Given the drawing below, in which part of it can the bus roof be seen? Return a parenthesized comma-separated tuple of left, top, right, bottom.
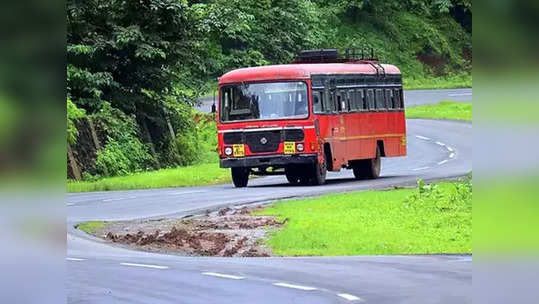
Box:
(219, 63, 401, 84)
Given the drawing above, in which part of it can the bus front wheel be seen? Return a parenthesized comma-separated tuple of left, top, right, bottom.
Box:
(352, 148, 381, 180)
(231, 167, 249, 187)
(310, 155, 327, 185)
(285, 166, 301, 185)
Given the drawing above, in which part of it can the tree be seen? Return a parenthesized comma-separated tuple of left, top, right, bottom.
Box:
(67, 0, 204, 123)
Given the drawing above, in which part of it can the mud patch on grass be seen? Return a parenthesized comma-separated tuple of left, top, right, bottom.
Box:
(83, 206, 284, 257)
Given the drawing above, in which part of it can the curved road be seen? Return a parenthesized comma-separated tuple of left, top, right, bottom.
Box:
(68, 89, 472, 304)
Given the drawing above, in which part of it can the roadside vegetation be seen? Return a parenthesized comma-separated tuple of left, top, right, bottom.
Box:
(255, 178, 472, 256)
(404, 74, 472, 90)
(406, 101, 472, 121)
(67, 163, 230, 192)
(76, 221, 106, 234)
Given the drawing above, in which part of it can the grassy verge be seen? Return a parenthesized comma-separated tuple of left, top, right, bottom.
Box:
(77, 221, 106, 234)
(255, 179, 472, 256)
(406, 100, 472, 121)
(67, 163, 230, 192)
(403, 74, 472, 90)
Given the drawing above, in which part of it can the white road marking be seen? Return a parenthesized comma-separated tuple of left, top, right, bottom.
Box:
(273, 282, 317, 291)
(201, 272, 245, 280)
(120, 263, 169, 270)
(435, 141, 445, 146)
(168, 190, 206, 195)
(438, 160, 449, 165)
(102, 198, 126, 202)
(338, 293, 362, 301)
(448, 93, 472, 97)
(66, 203, 75, 206)
(412, 167, 430, 171)
(66, 258, 85, 261)
(446, 146, 454, 152)
(449, 153, 456, 158)
(415, 135, 431, 140)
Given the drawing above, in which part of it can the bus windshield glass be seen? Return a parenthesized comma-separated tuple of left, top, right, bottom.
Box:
(220, 81, 308, 122)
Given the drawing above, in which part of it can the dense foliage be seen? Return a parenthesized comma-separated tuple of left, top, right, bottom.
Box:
(67, 0, 471, 179)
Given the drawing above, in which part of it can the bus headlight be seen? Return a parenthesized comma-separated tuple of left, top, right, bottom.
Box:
(296, 143, 304, 152)
(224, 146, 233, 156)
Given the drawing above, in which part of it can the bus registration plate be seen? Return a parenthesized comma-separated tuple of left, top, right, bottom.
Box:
(233, 144, 245, 157)
(284, 142, 296, 154)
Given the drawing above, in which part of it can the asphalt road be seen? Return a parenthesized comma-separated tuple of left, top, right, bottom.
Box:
(68, 89, 472, 304)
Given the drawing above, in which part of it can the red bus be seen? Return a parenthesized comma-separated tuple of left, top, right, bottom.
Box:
(216, 50, 406, 187)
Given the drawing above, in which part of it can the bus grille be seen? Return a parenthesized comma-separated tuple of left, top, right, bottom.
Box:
(245, 131, 281, 153)
(222, 129, 305, 153)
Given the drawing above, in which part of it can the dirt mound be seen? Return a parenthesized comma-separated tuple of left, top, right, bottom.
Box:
(101, 206, 282, 257)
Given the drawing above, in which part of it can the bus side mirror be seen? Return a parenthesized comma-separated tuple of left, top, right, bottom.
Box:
(211, 90, 217, 113)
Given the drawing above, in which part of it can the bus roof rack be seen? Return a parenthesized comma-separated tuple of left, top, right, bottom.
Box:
(293, 48, 385, 77)
(293, 48, 380, 64)
(296, 49, 339, 63)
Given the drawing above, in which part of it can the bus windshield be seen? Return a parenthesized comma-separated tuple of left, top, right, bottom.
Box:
(220, 81, 308, 122)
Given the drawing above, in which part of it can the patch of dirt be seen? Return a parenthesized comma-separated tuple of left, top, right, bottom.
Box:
(93, 205, 285, 257)
(416, 47, 450, 76)
(462, 47, 472, 64)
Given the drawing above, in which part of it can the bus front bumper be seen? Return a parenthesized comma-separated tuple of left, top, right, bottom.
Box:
(220, 154, 317, 168)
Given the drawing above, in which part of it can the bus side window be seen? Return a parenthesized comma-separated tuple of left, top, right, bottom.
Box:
(336, 92, 342, 112)
(394, 88, 402, 109)
(367, 89, 375, 111)
(360, 89, 366, 110)
(313, 91, 324, 113)
(385, 89, 393, 109)
(350, 90, 358, 111)
(375, 89, 385, 110)
(326, 90, 336, 113)
(356, 89, 362, 111)
(345, 90, 352, 112)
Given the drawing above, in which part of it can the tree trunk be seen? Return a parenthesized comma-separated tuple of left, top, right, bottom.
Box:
(141, 117, 160, 169)
(88, 118, 108, 176)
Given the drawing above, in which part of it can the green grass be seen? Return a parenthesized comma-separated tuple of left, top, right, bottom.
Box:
(77, 221, 106, 234)
(255, 180, 472, 256)
(403, 74, 472, 90)
(406, 101, 472, 121)
(67, 163, 230, 192)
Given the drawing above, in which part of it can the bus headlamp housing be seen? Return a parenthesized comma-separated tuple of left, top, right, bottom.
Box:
(224, 146, 233, 156)
(296, 143, 304, 152)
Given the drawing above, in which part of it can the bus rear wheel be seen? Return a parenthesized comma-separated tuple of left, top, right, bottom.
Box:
(231, 167, 250, 187)
(352, 147, 381, 180)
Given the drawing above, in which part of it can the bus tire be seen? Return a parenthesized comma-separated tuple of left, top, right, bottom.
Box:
(310, 155, 327, 185)
(285, 166, 301, 185)
(353, 148, 381, 180)
(231, 167, 249, 187)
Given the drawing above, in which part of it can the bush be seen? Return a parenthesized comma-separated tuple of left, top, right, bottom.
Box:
(95, 137, 153, 176)
(67, 98, 85, 144)
(405, 176, 472, 214)
(172, 112, 218, 166)
(92, 102, 154, 176)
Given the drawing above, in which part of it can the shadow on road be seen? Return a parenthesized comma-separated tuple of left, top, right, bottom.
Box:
(246, 175, 402, 189)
